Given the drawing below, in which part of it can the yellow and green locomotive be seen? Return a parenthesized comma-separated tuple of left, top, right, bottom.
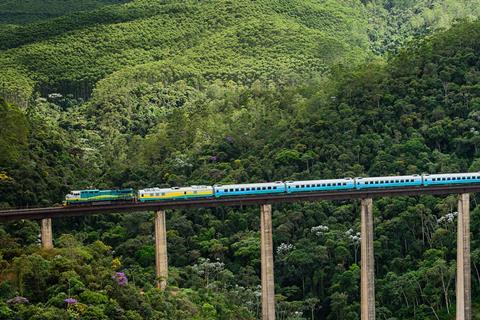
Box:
(64, 189, 135, 205)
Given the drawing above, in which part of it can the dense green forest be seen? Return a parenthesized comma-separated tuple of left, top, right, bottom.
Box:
(2, 0, 480, 319)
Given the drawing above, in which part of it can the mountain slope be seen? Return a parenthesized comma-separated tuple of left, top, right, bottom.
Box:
(0, 0, 370, 105)
(0, 0, 127, 24)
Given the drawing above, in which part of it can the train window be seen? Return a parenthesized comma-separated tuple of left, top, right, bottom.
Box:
(295, 186, 299, 188)
(235, 188, 239, 191)
(230, 189, 234, 192)
(322, 184, 326, 187)
(301, 185, 305, 188)
(327, 183, 331, 186)
(184, 192, 187, 195)
(224, 190, 228, 193)
(268, 186, 272, 190)
(273, 187, 277, 190)
(262, 187, 266, 190)
(462, 177, 466, 180)
(240, 188, 245, 191)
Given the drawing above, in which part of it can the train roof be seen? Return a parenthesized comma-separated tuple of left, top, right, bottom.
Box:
(424, 172, 480, 177)
(72, 188, 133, 193)
(139, 186, 212, 193)
(214, 181, 284, 188)
(356, 175, 420, 181)
(285, 178, 353, 184)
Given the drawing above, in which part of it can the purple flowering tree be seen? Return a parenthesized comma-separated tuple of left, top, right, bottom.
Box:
(64, 297, 77, 305)
(112, 272, 128, 286)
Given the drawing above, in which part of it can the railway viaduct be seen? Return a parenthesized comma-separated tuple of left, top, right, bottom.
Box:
(1, 185, 479, 320)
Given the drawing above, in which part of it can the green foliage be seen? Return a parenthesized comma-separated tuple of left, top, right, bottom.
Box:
(0, 0, 370, 102)
(0, 97, 28, 166)
(0, 0, 127, 24)
(367, 0, 480, 54)
(3, 1, 480, 319)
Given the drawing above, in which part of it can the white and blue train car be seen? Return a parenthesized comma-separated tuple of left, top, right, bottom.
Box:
(214, 181, 286, 197)
(285, 178, 354, 193)
(355, 175, 422, 189)
(423, 172, 480, 186)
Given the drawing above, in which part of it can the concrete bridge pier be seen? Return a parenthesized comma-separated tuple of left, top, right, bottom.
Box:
(361, 198, 375, 320)
(40, 218, 53, 249)
(456, 193, 471, 320)
(261, 204, 275, 320)
(155, 210, 168, 290)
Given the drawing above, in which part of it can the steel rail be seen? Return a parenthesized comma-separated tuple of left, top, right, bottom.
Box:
(1, 185, 480, 222)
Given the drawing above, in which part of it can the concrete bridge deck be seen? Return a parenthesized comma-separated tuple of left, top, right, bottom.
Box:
(1, 184, 480, 222)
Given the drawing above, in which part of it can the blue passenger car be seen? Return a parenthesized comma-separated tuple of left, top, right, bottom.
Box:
(285, 178, 354, 193)
(355, 175, 422, 189)
(214, 182, 285, 197)
(423, 173, 480, 186)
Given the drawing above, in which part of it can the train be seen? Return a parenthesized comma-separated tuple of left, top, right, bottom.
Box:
(63, 172, 480, 205)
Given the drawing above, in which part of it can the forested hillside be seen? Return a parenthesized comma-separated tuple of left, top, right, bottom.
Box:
(0, 0, 127, 24)
(2, 0, 480, 319)
(0, 0, 369, 107)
